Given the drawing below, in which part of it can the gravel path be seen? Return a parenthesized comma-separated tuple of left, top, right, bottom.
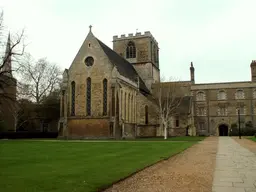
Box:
(104, 137, 218, 192)
(233, 137, 256, 153)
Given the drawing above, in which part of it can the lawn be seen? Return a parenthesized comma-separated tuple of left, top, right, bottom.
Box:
(250, 137, 256, 142)
(0, 139, 199, 192)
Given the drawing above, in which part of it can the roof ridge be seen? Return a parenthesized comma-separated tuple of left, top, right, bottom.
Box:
(96, 38, 150, 94)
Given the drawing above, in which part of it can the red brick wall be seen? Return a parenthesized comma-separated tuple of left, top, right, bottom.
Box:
(67, 118, 110, 138)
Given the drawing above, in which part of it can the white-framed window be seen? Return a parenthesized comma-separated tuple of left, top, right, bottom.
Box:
(235, 89, 245, 99)
(196, 91, 205, 101)
(217, 90, 226, 100)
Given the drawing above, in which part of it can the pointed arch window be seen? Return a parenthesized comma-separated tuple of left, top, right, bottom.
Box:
(86, 77, 91, 116)
(128, 93, 130, 121)
(71, 81, 75, 116)
(145, 105, 148, 124)
(126, 41, 136, 58)
(103, 79, 108, 116)
(124, 92, 127, 121)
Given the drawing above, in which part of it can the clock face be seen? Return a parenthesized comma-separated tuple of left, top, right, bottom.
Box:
(85, 56, 94, 66)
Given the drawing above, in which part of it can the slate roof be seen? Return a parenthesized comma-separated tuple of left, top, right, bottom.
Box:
(96, 38, 150, 94)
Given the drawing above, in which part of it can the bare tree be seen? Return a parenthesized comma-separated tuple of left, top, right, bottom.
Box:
(19, 55, 62, 104)
(152, 77, 189, 139)
(0, 11, 26, 77)
(0, 10, 26, 131)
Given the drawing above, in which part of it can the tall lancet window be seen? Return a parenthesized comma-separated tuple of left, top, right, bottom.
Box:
(103, 79, 108, 116)
(86, 77, 91, 116)
(71, 81, 75, 116)
(126, 41, 136, 58)
(145, 105, 149, 124)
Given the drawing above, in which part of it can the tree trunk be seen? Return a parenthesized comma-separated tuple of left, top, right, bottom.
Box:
(164, 123, 168, 140)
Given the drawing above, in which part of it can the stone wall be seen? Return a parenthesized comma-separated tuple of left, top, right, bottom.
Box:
(136, 92, 158, 125)
(169, 128, 187, 136)
(192, 81, 256, 136)
(136, 125, 157, 137)
(66, 32, 115, 117)
(123, 123, 136, 138)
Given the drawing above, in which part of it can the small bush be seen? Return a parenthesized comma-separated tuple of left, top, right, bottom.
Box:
(241, 127, 256, 136)
(0, 132, 58, 139)
(229, 127, 239, 136)
(229, 127, 256, 136)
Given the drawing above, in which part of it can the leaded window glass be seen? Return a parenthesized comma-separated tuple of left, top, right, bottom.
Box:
(86, 77, 91, 116)
(145, 105, 148, 124)
(103, 79, 108, 115)
(71, 81, 75, 116)
(126, 41, 136, 58)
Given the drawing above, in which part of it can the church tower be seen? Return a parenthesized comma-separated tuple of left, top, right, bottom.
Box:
(1, 33, 12, 77)
(112, 31, 160, 91)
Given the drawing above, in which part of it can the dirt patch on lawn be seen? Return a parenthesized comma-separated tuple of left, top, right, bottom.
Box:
(103, 137, 218, 192)
(233, 137, 256, 153)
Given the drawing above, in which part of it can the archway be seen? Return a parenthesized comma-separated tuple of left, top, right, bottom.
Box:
(218, 124, 228, 136)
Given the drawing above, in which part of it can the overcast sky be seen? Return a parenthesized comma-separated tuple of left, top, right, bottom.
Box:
(1, 0, 256, 83)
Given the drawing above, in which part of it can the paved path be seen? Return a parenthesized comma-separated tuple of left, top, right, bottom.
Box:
(212, 137, 256, 192)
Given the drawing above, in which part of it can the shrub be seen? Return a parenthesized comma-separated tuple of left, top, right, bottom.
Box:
(241, 127, 256, 136)
(229, 127, 239, 136)
(229, 126, 256, 136)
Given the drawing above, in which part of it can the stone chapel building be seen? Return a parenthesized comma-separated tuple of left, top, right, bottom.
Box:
(58, 27, 256, 138)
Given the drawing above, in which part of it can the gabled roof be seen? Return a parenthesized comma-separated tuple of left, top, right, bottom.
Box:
(96, 38, 150, 94)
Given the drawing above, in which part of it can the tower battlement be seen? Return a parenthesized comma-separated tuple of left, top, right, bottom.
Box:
(113, 31, 158, 45)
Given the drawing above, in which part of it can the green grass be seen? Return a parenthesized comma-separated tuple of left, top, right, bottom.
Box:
(249, 137, 256, 142)
(0, 140, 198, 192)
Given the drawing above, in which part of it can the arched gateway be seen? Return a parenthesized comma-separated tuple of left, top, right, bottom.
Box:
(218, 124, 228, 136)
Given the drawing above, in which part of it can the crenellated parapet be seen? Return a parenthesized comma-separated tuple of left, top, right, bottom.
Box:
(113, 31, 158, 45)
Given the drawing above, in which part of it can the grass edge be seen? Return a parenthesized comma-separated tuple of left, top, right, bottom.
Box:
(96, 140, 201, 192)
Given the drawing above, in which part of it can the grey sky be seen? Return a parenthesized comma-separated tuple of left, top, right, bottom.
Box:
(1, 0, 256, 83)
